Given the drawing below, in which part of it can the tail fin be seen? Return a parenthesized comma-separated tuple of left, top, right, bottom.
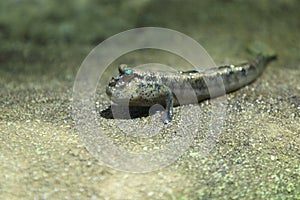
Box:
(255, 53, 277, 66)
(247, 42, 277, 65)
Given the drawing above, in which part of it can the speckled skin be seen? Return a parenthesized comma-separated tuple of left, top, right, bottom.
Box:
(106, 54, 276, 123)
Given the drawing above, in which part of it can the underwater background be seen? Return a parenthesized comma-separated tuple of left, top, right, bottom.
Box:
(0, 0, 299, 199)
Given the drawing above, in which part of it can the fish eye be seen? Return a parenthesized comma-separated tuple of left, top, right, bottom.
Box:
(124, 69, 133, 75)
(118, 64, 133, 75)
(118, 64, 127, 74)
(118, 64, 134, 76)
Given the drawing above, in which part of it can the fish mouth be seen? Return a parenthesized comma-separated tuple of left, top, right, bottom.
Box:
(106, 75, 122, 97)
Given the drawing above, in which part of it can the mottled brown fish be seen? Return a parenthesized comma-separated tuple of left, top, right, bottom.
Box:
(106, 54, 276, 123)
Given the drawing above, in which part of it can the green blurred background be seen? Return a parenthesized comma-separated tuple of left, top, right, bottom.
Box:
(1, 0, 299, 77)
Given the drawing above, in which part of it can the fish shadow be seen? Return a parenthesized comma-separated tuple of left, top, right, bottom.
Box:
(100, 105, 154, 119)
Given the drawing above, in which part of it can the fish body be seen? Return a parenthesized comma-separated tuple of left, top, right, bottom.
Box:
(106, 54, 276, 123)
